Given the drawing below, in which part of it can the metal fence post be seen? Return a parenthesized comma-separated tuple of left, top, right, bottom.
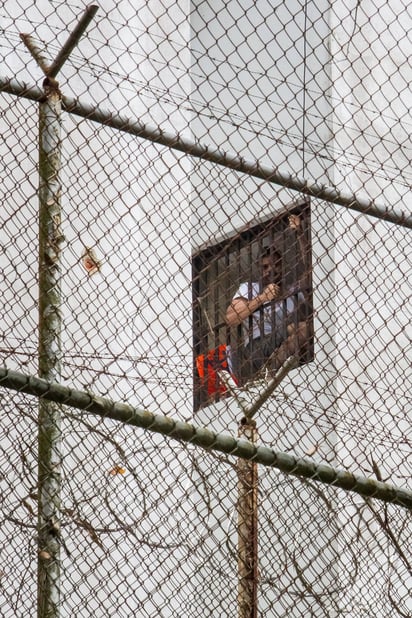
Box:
(237, 417, 258, 618)
(19, 8, 98, 616)
(37, 74, 63, 618)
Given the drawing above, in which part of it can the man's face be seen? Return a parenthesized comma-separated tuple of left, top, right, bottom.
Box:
(261, 256, 282, 286)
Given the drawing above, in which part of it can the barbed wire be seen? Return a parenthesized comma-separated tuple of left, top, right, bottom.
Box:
(2, 27, 412, 190)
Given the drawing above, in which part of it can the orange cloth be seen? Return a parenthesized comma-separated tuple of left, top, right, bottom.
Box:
(196, 344, 237, 396)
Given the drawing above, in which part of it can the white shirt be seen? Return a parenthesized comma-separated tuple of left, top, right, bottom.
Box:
(233, 282, 303, 346)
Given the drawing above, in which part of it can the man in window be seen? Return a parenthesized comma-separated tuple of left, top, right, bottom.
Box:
(225, 215, 310, 377)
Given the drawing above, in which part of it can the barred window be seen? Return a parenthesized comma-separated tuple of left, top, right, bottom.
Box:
(193, 199, 313, 409)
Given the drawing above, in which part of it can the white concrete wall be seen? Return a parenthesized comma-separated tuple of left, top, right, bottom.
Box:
(187, 3, 342, 615)
(188, 1, 411, 616)
(329, 2, 412, 613)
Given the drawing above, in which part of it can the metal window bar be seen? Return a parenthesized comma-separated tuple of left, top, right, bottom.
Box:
(194, 202, 314, 402)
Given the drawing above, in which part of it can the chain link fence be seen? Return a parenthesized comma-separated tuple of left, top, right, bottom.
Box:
(0, 1, 411, 616)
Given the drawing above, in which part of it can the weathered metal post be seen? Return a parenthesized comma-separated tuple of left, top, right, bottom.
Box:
(237, 417, 258, 618)
(20, 8, 98, 616)
(37, 73, 64, 618)
(234, 357, 298, 618)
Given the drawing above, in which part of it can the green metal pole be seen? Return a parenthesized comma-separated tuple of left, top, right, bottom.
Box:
(37, 75, 63, 618)
(0, 367, 411, 509)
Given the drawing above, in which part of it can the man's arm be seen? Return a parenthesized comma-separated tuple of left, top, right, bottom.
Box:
(225, 283, 280, 327)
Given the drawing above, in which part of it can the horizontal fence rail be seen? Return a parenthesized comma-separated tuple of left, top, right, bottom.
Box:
(1, 76, 411, 229)
(1, 367, 411, 510)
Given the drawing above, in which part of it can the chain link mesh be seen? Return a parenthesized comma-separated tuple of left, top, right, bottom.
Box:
(1, 1, 411, 616)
